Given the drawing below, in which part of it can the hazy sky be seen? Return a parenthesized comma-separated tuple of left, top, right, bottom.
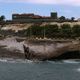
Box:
(0, 0, 80, 19)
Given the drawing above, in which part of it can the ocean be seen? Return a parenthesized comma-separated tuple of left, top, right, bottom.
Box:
(0, 59, 80, 80)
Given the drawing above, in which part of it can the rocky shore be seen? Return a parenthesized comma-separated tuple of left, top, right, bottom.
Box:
(0, 46, 24, 59)
(0, 37, 79, 60)
(0, 37, 25, 59)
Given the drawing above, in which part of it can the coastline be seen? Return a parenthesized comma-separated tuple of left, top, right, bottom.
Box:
(0, 37, 79, 60)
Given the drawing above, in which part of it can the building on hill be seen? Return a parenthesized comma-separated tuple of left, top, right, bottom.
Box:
(5, 12, 77, 24)
(51, 12, 58, 19)
(12, 13, 42, 20)
(12, 12, 58, 23)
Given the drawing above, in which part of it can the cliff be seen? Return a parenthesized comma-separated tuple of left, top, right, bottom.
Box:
(0, 37, 79, 60)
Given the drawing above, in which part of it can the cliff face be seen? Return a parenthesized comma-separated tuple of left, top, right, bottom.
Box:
(0, 37, 79, 60)
(23, 40, 71, 60)
(0, 37, 71, 60)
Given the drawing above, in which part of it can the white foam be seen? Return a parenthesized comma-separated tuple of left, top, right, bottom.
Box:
(63, 60, 80, 64)
(76, 68, 80, 72)
(0, 59, 7, 62)
(0, 58, 29, 63)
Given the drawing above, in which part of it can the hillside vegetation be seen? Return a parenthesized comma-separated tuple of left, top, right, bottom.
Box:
(0, 23, 80, 39)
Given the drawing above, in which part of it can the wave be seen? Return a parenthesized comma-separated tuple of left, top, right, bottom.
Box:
(76, 68, 80, 72)
(45, 59, 80, 64)
(62, 60, 80, 64)
(0, 58, 80, 64)
(0, 58, 34, 63)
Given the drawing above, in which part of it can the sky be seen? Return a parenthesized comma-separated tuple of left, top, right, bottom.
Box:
(0, 0, 80, 20)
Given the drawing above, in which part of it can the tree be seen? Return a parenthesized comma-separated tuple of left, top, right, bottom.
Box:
(59, 16, 66, 20)
(60, 24, 72, 38)
(0, 15, 5, 21)
(71, 17, 75, 21)
(31, 25, 42, 38)
(45, 24, 59, 38)
(72, 25, 80, 38)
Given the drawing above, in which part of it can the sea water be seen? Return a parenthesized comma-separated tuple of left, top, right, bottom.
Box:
(0, 59, 80, 80)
